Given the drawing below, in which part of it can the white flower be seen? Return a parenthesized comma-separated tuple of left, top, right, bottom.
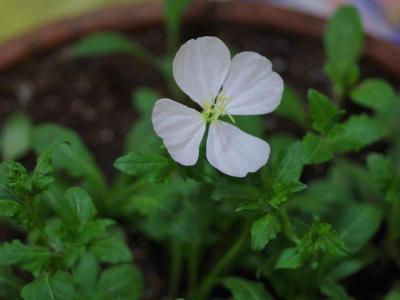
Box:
(152, 36, 284, 177)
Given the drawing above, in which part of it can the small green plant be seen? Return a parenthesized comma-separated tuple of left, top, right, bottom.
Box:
(0, 2, 400, 300)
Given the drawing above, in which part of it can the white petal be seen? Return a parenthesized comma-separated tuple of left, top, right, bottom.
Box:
(206, 121, 270, 177)
(222, 51, 284, 115)
(173, 36, 231, 108)
(152, 98, 206, 166)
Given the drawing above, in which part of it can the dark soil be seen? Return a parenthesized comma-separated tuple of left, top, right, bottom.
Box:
(0, 20, 398, 300)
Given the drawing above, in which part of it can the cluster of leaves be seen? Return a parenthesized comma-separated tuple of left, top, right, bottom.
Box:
(0, 146, 142, 299)
(1, 2, 400, 300)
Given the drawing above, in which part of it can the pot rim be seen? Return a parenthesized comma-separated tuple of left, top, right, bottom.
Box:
(0, 0, 399, 76)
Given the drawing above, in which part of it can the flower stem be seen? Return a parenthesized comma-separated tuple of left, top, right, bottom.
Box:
(168, 239, 183, 299)
(196, 222, 249, 300)
(187, 242, 201, 298)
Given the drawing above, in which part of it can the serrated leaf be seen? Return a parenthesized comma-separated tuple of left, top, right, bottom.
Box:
(331, 114, 386, 153)
(308, 89, 344, 134)
(31, 145, 56, 193)
(251, 213, 282, 251)
(21, 271, 74, 300)
(302, 133, 333, 164)
(0, 199, 21, 217)
(223, 277, 274, 300)
(90, 237, 132, 263)
(351, 79, 396, 112)
(367, 154, 400, 203)
(0, 113, 31, 161)
(275, 247, 303, 270)
(298, 221, 350, 259)
(96, 264, 143, 300)
(0, 240, 52, 269)
(114, 151, 174, 183)
(64, 187, 97, 226)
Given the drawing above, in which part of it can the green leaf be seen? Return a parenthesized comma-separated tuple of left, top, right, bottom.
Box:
(223, 277, 274, 300)
(298, 221, 350, 260)
(320, 280, 351, 300)
(302, 133, 333, 164)
(251, 213, 281, 251)
(69, 32, 160, 69)
(74, 253, 99, 292)
(272, 141, 304, 183)
(114, 151, 174, 183)
(351, 79, 396, 112)
(0, 199, 21, 217)
(3, 162, 31, 197)
(90, 237, 132, 263)
(0, 113, 31, 161)
(79, 219, 115, 242)
(328, 251, 377, 280)
(324, 5, 364, 91)
(330, 114, 386, 153)
(212, 183, 260, 202)
(31, 145, 56, 193)
(32, 124, 106, 193)
(234, 116, 264, 138)
(275, 247, 302, 269)
(385, 289, 400, 300)
(21, 271, 74, 300)
(132, 87, 160, 115)
(367, 154, 399, 202)
(97, 264, 143, 300)
(0, 240, 52, 269)
(337, 203, 382, 252)
(276, 86, 307, 127)
(64, 187, 97, 226)
(308, 89, 344, 134)
(70, 32, 136, 56)
(125, 88, 162, 153)
(367, 154, 393, 190)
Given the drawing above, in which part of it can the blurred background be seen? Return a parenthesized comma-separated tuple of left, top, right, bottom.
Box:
(0, 0, 399, 45)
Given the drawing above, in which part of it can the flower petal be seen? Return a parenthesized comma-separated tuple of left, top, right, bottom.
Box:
(152, 98, 206, 166)
(222, 51, 284, 115)
(173, 36, 231, 108)
(206, 121, 270, 177)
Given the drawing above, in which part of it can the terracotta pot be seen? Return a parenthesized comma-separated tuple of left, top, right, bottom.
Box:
(0, 1, 399, 76)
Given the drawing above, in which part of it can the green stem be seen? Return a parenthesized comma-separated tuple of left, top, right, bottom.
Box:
(187, 243, 201, 298)
(279, 209, 300, 245)
(168, 239, 183, 299)
(196, 223, 249, 300)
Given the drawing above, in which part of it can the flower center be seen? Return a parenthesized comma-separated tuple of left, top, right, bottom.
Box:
(202, 93, 235, 124)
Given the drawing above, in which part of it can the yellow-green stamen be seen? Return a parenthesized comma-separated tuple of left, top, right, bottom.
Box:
(202, 93, 235, 124)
